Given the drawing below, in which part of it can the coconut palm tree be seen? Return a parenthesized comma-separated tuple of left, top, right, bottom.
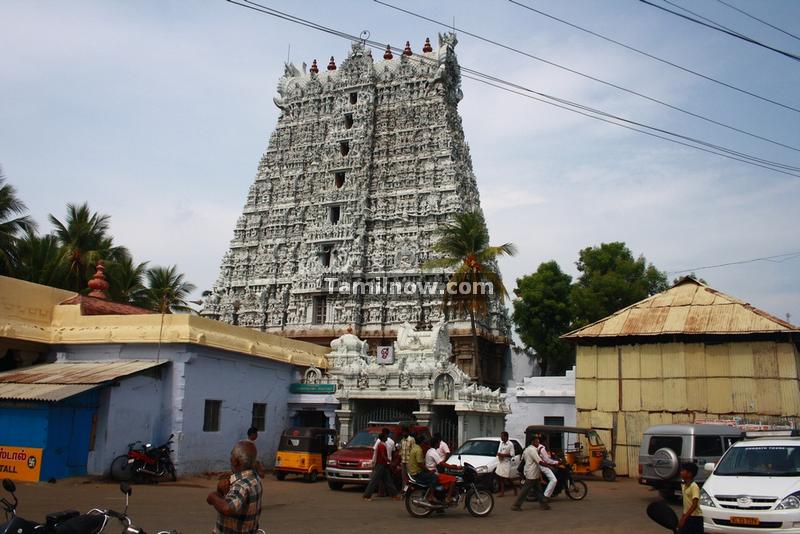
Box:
(0, 173, 37, 275)
(424, 210, 516, 382)
(145, 265, 197, 313)
(11, 231, 66, 286)
(48, 203, 128, 292)
(106, 255, 150, 307)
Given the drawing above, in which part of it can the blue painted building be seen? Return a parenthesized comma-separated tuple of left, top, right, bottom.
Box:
(0, 275, 330, 480)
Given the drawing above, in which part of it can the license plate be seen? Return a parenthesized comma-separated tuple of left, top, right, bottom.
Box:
(730, 517, 760, 526)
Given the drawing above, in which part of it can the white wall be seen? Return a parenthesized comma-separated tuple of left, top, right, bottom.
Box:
(505, 396, 576, 444)
(459, 412, 506, 442)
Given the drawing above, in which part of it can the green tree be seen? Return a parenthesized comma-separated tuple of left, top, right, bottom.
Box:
(48, 203, 128, 292)
(571, 242, 668, 328)
(425, 210, 516, 382)
(145, 265, 197, 313)
(12, 231, 66, 286)
(0, 172, 37, 275)
(512, 261, 574, 376)
(107, 256, 150, 307)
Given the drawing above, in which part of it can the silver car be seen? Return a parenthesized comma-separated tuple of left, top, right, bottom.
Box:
(638, 424, 742, 500)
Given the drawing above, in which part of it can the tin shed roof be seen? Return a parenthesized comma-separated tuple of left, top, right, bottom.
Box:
(562, 278, 799, 340)
(0, 360, 166, 401)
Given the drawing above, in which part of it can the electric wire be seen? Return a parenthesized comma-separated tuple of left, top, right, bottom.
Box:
(225, 0, 800, 178)
(375, 0, 800, 154)
(713, 0, 800, 43)
(667, 251, 800, 275)
(506, 0, 800, 114)
(639, 0, 800, 62)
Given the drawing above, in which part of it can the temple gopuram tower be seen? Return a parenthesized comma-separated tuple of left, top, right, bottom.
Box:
(203, 35, 509, 386)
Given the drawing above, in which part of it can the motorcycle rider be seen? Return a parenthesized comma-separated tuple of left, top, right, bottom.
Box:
(535, 434, 559, 501)
(426, 435, 458, 504)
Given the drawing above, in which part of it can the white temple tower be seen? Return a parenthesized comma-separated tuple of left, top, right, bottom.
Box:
(204, 35, 509, 386)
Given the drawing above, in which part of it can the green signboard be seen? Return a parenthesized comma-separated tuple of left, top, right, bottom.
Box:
(289, 383, 336, 394)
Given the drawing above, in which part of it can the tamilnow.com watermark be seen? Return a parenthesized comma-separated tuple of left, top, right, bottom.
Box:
(323, 277, 494, 297)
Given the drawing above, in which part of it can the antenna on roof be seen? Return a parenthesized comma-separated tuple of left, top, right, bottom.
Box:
(287, 43, 291, 63)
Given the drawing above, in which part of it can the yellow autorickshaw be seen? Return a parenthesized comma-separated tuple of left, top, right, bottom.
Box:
(525, 425, 617, 481)
(274, 427, 338, 482)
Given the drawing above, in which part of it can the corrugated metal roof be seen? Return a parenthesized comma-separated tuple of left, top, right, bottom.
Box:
(0, 360, 166, 401)
(563, 278, 800, 339)
(0, 383, 97, 402)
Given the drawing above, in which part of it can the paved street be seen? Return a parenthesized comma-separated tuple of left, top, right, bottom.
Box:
(7, 475, 677, 533)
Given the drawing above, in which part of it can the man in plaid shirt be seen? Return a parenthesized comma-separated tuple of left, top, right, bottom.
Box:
(207, 440, 263, 534)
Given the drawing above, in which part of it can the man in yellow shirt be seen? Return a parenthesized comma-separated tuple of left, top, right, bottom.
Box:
(679, 462, 703, 533)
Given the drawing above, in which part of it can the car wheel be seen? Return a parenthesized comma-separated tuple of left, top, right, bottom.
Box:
(490, 474, 500, 493)
(275, 471, 287, 481)
(328, 480, 344, 490)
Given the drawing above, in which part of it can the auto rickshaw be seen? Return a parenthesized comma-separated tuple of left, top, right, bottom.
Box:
(274, 427, 338, 482)
(525, 425, 617, 481)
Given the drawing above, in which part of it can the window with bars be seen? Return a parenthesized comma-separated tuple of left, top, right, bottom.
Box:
(313, 296, 327, 324)
(203, 400, 221, 432)
(252, 403, 267, 432)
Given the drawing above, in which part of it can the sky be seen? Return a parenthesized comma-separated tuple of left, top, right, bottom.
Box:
(1, 0, 799, 325)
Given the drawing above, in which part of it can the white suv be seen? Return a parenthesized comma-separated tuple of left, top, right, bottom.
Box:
(701, 437, 800, 532)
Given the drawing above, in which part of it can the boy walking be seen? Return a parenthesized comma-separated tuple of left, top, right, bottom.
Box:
(678, 462, 703, 534)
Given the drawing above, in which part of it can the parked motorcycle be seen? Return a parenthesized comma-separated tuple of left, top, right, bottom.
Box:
(111, 435, 176, 483)
(404, 462, 494, 518)
(528, 460, 588, 501)
(0, 477, 177, 534)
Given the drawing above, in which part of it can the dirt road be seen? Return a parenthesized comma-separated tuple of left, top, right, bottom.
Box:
(7, 475, 674, 533)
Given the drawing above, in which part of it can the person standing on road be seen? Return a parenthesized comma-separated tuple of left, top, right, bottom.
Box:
(398, 426, 413, 492)
(207, 440, 263, 534)
(245, 427, 265, 478)
(535, 435, 559, 501)
(678, 462, 703, 534)
(363, 433, 401, 501)
(496, 431, 517, 498)
(511, 435, 550, 512)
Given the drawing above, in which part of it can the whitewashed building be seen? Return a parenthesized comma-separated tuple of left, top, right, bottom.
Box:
(505, 367, 576, 443)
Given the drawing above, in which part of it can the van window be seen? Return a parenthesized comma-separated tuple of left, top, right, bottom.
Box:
(512, 440, 523, 456)
(694, 435, 723, 457)
(648, 436, 683, 455)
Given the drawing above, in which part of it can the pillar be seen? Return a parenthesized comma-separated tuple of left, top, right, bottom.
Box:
(414, 401, 432, 428)
(336, 400, 353, 445)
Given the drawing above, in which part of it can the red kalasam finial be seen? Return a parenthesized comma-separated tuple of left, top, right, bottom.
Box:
(383, 44, 393, 60)
(403, 41, 412, 56)
(422, 37, 433, 53)
(327, 56, 337, 70)
(346, 325, 353, 334)
(310, 59, 319, 74)
(87, 261, 110, 300)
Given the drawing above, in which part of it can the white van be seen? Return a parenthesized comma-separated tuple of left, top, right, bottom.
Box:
(701, 437, 800, 532)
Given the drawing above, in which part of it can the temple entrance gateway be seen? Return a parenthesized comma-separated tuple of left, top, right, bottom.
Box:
(325, 321, 508, 446)
(351, 400, 417, 433)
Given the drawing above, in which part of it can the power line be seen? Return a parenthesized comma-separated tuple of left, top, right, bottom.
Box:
(225, 0, 800, 177)
(374, 0, 800, 154)
(507, 0, 800, 114)
(639, 0, 800, 62)
(713, 0, 800, 43)
(667, 251, 800, 275)
(461, 73, 800, 177)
